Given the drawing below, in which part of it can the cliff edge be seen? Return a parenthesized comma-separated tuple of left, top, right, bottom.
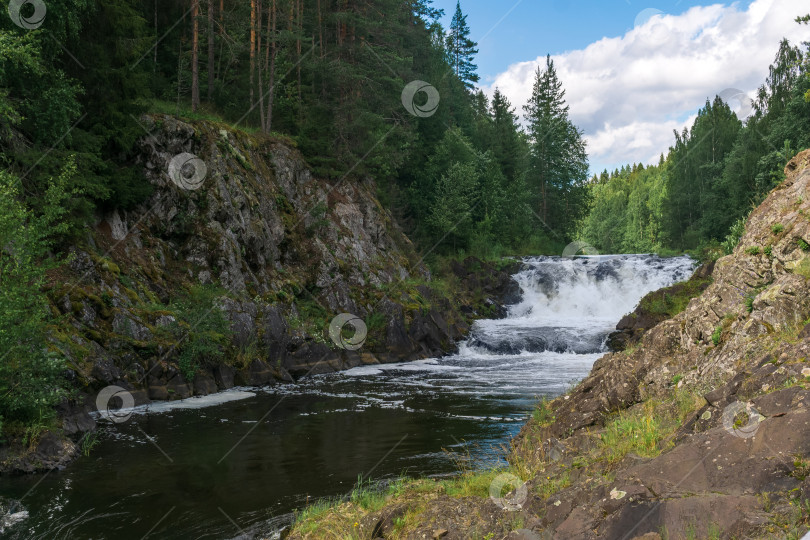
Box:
(288, 150, 810, 539)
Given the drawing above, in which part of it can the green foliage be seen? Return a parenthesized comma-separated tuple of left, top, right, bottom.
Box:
(581, 37, 810, 255)
(637, 275, 712, 319)
(599, 401, 666, 464)
(166, 286, 232, 380)
(744, 292, 757, 313)
(0, 167, 74, 437)
(446, 2, 479, 89)
(532, 397, 555, 426)
(712, 325, 723, 346)
(772, 223, 785, 234)
(722, 215, 748, 254)
(524, 55, 590, 240)
(798, 238, 810, 251)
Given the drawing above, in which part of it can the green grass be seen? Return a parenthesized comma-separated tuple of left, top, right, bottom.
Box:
(532, 397, 555, 426)
(599, 401, 667, 464)
(712, 324, 723, 346)
(772, 223, 785, 235)
(747, 246, 762, 256)
(637, 275, 712, 320)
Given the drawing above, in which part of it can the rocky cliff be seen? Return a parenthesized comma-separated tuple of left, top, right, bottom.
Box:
(288, 150, 810, 539)
(0, 114, 520, 473)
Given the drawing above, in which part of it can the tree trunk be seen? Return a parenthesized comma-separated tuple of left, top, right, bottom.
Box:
(296, 0, 302, 104)
(317, 0, 323, 57)
(250, 0, 257, 116)
(207, 0, 214, 101)
(265, 0, 277, 133)
(153, 0, 158, 70)
(191, 0, 200, 111)
(258, 0, 265, 131)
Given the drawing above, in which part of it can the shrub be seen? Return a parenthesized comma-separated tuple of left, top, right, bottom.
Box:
(168, 286, 233, 380)
(712, 325, 723, 346)
(722, 215, 747, 255)
(772, 223, 785, 235)
(0, 167, 74, 438)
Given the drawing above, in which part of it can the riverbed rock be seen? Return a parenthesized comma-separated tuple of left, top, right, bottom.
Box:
(284, 149, 810, 540)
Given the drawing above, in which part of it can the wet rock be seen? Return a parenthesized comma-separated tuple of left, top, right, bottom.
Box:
(235, 359, 275, 386)
(261, 305, 289, 363)
(148, 384, 170, 401)
(379, 299, 415, 361)
(91, 360, 124, 385)
(193, 373, 218, 396)
(213, 365, 235, 389)
(221, 298, 258, 348)
(57, 398, 97, 437)
(0, 432, 79, 474)
(0, 497, 28, 535)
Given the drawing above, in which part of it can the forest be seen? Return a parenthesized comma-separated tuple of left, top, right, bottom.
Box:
(0, 0, 808, 441)
(0, 0, 591, 437)
(580, 29, 810, 256)
(0, 0, 590, 259)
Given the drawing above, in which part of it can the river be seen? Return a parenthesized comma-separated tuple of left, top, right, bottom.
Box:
(0, 254, 695, 539)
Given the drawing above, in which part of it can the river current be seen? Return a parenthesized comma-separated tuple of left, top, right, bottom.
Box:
(0, 254, 695, 539)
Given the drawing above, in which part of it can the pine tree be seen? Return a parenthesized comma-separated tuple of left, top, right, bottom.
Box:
(490, 88, 523, 182)
(523, 55, 589, 236)
(191, 0, 200, 111)
(446, 2, 479, 89)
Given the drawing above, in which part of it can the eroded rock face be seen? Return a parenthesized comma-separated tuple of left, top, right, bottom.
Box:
(285, 151, 810, 539)
(37, 116, 522, 468)
(525, 151, 810, 538)
(552, 151, 810, 436)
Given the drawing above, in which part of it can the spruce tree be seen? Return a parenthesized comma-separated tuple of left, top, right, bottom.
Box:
(490, 88, 523, 182)
(446, 2, 479, 89)
(523, 55, 589, 237)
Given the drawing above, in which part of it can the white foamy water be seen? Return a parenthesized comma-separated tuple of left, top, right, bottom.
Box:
(267, 254, 696, 419)
(91, 388, 256, 422)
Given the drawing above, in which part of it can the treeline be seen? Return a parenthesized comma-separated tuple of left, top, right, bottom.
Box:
(0, 0, 593, 433)
(581, 30, 810, 254)
(1, 0, 590, 256)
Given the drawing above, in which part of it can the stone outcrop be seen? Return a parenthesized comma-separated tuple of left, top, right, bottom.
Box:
(287, 150, 810, 539)
(18, 115, 520, 473)
(553, 150, 810, 436)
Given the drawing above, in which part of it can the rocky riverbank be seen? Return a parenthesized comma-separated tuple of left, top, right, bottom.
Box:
(287, 150, 810, 539)
(0, 115, 521, 475)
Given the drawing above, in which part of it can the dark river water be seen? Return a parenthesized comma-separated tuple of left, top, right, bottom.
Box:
(0, 255, 695, 539)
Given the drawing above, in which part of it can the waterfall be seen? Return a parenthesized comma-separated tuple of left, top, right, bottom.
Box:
(467, 254, 695, 356)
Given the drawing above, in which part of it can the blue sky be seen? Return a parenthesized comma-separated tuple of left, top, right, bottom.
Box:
(428, 0, 807, 175)
(432, 0, 754, 84)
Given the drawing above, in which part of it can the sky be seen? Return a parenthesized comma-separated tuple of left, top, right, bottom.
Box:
(430, 0, 810, 175)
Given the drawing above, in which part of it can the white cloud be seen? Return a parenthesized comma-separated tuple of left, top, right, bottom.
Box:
(484, 0, 810, 175)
